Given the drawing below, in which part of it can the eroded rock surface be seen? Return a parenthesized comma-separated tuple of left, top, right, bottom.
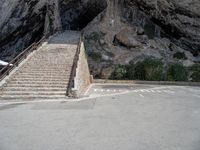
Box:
(124, 0, 200, 55)
(0, 0, 107, 62)
(84, 0, 200, 78)
(0, 0, 200, 80)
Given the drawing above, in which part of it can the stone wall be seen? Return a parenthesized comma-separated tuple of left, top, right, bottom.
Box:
(72, 42, 91, 97)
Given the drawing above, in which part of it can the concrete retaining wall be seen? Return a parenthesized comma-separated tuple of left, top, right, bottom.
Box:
(72, 42, 91, 97)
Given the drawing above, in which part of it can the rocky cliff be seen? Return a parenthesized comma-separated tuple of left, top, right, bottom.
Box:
(84, 0, 200, 78)
(0, 0, 200, 80)
(0, 0, 46, 61)
(125, 0, 200, 56)
(0, 0, 106, 62)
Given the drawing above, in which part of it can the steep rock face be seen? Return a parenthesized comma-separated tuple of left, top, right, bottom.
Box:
(0, 0, 47, 61)
(124, 0, 200, 55)
(84, 0, 200, 79)
(0, 0, 107, 62)
(1, 0, 199, 80)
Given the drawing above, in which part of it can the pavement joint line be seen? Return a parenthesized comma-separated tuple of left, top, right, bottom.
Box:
(83, 83, 94, 96)
(0, 85, 198, 106)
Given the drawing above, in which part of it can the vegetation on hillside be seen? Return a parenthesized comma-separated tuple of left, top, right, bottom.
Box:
(167, 63, 187, 81)
(109, 59, 200, 82)
(173, 52, 187, 60)
(189, 64, 200, 82)
(110, 58, 164, 81)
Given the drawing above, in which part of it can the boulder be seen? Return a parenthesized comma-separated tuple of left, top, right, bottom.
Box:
(114, 28, 142, 48)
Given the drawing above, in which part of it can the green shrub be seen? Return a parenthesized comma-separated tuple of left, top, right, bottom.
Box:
(110, 59, 164, 81)
(133, 59, 164, 81)
(88, 51, 102, 62)
(143, 59, 164, 81)
(84, 41, 92, 53)
(110, 65, 127, 80)
(173, 52, 187, 60)
(132, 62, 146, 80)
(126, 63, 137, 80)
(85, 32, 105, 42)
(190, 64, 200, 82)
(191, 71, 200, 82)
(167, 63, 188, 81)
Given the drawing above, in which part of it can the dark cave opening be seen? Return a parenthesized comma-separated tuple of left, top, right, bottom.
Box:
(60, 0, 107, 30)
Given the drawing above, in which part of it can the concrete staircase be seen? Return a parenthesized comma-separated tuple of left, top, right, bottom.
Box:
(0, 31, 80, 100)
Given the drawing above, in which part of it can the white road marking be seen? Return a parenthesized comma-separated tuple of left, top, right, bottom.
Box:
(139, 94, 144, 97)
(163, 90, 175, 93)
(156, 90, 162, 93)
(144, 90, 151, 92)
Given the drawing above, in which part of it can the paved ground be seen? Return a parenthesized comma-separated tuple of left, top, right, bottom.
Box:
(0, 84, 200, 150)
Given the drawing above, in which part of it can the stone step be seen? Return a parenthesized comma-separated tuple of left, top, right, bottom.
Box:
(22, 67, 70, 69)
(16, 71, 70, 74)
(23, 66, 71, 72)
(2, 87, 66, 92)
(0, 95, 67, 100)
(28, 59, 74, 62)
(0, 91, 66, 96)
(24, 65, 70, 68)
(4, 84, 67, 88)
(18, 68, 71, 71)
(14, 74, 69, 78)
(10, 78, 69, 82)
(12, 75, 70, 79)
(7, 80, 69, 85)
(17, 70, 71, 74)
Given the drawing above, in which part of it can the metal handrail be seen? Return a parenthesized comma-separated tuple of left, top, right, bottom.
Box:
(67, 33, 83, 96)
(0, 36, 46, 81)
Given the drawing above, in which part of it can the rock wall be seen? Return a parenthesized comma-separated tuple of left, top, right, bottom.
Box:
(124, 0, 200, 55)
(1, 0, 200, 80)
(0, 0, 107, 62)
(83, 0, 200, 79)
(0, 0, 47, 62)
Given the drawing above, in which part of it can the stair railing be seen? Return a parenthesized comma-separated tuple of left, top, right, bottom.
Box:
(0, 36, 46, 81)
(67, 33, 83, 97)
